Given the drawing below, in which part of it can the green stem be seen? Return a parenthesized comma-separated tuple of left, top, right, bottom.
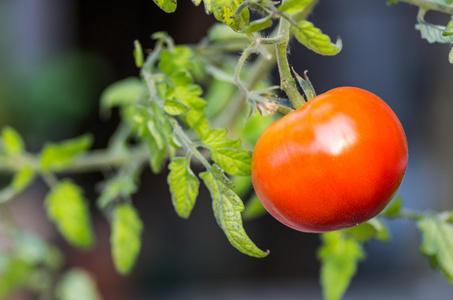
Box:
(170, 119, 212, 171)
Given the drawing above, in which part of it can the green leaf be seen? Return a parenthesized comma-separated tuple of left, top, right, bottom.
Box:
(111, 204, 143, 275)
(168, 157, 200, 219)
(343, 218, 390, 243)
(202, 128, 252, 175)
(0, 256, 32, 298)
(45, 180, 94, 249)
(199, 165, 268, 257)
(153, 0, 177, 13)
(100, 77, 147, 112)
(449, 46, 453, 64)
(381, 196, 402, 218)
(192, 0, 202, 5)
(238, 14, 273, 34)
(318, 231, 365, 300)
(11, 168, 35, 191)
(0, 168, 36, 203)
(170, 82, 210, 137)
(292, 20, 342, 56)
(164, 99, 190, 115)
(415, 22, 453, 43)
(133, 40, 144, 67)
(417, 215, 453, 282)
(40, 135, 93, 172)
(278, 0, 314, 15)
(97, 176, 137, 210)
(55, 269, 102, 300)
(1, 127, 25, 156)
(204, 0, 250, 31)
(159, 47, 194, 75)
(242, 194, 267, 221)
(444, 15, 453, 36)
(135, 102, 173, 173)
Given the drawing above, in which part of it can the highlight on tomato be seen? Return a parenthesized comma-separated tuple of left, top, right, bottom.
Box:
(251, 87, 408, 233)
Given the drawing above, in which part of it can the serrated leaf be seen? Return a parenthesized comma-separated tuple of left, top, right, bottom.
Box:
(153, 0, 177, 13)
(238, 14, 273, 34)
(204, 0, 250, 31)
(100, 77, 147, 112)
(202, 128, 252, 175)
(168, 157, 200, 218)
(381, 196, 402, 218)
(318, 231, 365, 300)
(292, 20, 342, 56)
(111, 204, 143, 275)
(1, 127, 25, 156)
(40, 135, 93, 172)
(45, 180, 94, 249)
(415, 22, 453, 43)
(133, 40, 144, 68)
(164, 99, 190, 115)
(200, 165, 268, 258)
(278, 0, 314, 15)
(55, 269, 102, 300)
(417, 216, 453, 282)
(97, 177, 137, 209)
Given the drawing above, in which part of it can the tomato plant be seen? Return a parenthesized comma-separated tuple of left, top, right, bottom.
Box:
(1, 0, 453, 300)
(252, 87, 408, 232)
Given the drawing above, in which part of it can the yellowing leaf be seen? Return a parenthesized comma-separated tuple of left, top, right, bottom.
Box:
(278, 0, 314, 15)
(168, 157, 200, 219)
(45, 181, 94, 249)
(1, 127, 25, 156)
(153, 0, 177, 13)
(111, 204, 143, 275)
(292, 20, 342, 56)
(40, 135, 93, 172)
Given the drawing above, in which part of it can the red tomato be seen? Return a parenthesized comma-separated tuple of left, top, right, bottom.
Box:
(251, 87, 408, 233)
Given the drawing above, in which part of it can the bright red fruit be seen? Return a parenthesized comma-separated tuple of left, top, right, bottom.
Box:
(251, 87, 408, 233)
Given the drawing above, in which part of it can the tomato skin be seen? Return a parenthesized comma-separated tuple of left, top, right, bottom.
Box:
(251, 87, 408, 233)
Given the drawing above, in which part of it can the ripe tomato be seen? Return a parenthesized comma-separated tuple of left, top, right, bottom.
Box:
(251, 87, 408, 233)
